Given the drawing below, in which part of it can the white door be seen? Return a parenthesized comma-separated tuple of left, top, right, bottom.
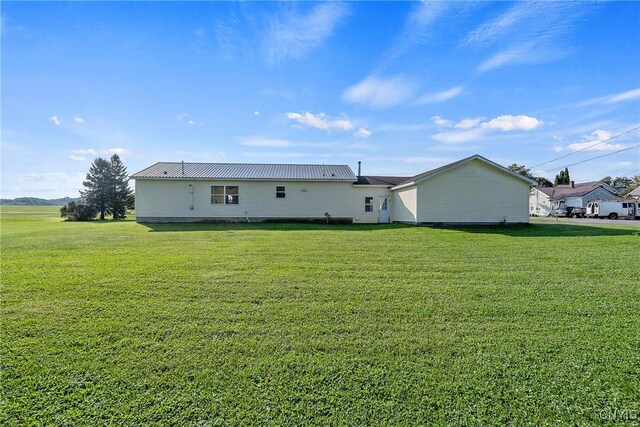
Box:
(378, 196, 390, 223)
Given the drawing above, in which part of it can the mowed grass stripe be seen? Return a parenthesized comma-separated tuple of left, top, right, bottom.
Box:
(1, 206, 639, 425)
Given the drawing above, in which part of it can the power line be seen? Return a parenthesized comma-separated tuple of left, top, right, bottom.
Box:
(542, 144, 640, 173)
(530, 126, 640, 169)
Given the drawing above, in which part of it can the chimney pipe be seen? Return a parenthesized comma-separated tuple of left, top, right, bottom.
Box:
(181, 160, 185, 176)
(570, 180, 574, 188)
(357, 161, 361, 178)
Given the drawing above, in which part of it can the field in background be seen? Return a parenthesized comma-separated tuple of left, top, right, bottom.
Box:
(2, 206, 639, 425)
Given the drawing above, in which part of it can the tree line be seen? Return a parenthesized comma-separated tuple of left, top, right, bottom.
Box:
(61, 154, 134, 221)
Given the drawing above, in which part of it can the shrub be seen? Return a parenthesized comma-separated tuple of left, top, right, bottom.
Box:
(60, 201, 98, 221)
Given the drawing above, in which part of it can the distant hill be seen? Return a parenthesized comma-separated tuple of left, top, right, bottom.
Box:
(0, 196, 80, 206)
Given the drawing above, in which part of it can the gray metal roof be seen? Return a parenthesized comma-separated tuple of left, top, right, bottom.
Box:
(131, 162, 357, 181)
(537, 181, 619, 200)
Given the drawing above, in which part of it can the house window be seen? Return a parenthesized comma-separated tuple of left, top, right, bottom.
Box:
(276, 186, 286, 198)
(364, 196, 374, 212)
(211, 185, 239, 205)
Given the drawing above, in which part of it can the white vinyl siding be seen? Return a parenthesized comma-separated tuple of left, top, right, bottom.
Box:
(529, 189, 552, 216)
(135, 180, 390, 223)
(415, 159, 530, 223)
(392, 186, 417, 223)
(351, 187, 393, 223)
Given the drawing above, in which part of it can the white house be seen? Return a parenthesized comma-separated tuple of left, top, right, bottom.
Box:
(529, 181, 620, 216)
(131, 154, 536, 225)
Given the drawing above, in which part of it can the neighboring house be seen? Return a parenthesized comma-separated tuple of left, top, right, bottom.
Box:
(628, 187, 640, 199)
(131, 154, 536, 225)
(529, 181, 620, 216)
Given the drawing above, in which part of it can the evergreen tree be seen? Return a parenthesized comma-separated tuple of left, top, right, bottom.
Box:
(535, 177, 553, 187)
(507, 164, 532, 178)
(109, 154, 134, 219)
(79, 155, 134, 220)
(554, 168, 571, 186)
(81, 158, 112, 220)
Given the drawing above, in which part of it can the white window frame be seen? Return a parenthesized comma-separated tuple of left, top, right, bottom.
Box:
(364, 196, 374, 212)
(276, 186, 286, 199)
(211, 185, 239, 205)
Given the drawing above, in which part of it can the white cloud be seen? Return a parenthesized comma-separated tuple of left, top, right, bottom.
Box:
(480, 115, 543, 131)
(49, 115, 62, 126)
(417, 86, 464, 104)
(72, 149, 97, 156)
(355, 127, 372, 138)
(264, 2, 350, 62)
(104, 147, 131, 157)
(464, 2, 544, 46)
(477, 43, 534, 72)
(343, 75, 416, 109)
(74, 117, 85, 124)
(430, 114, 544, 144)
(69, 147, 131, 161)
(254, 110, 261, 116)
(384, 1, 449, 62)
(69, 148, 97, 162)
(605, 88, 640, 104)
(608, 161, 634, 170)
(432, 128, 490, 144)
(576, 88, 640, 107)
(467, 2, 593, 73)
(286, 112, 354, 132)
(176, 113, 200, 126)
(239, 136, 335, 148)
(431, 116, 454, 128)
(553, 146, 564, 153)
(455, 118, 482, 129)
(566, 130, 625, 152)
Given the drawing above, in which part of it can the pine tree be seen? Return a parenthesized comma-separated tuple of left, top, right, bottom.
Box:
(79, 155, 134, 220)
(81, 158, 112, 220)
(554, 168, 571, 186)
(109, 154, 134, 219)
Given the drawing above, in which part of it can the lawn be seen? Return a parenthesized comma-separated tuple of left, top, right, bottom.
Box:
(2, 206, 639, 425)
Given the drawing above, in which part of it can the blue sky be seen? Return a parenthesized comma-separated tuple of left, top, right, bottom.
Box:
(2, 1, 639, 199)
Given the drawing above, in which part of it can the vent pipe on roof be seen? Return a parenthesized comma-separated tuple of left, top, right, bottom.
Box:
(181, 160, 185, 176)
(357, 161, 361, 178)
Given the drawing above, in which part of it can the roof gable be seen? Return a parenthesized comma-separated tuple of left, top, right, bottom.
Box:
(536, 181, 619, 199)
(391, 155, 537, 190)
(131, 162, 357, 181)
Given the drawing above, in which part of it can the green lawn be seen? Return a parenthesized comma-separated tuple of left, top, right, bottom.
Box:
(2, 206, 639, 426)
